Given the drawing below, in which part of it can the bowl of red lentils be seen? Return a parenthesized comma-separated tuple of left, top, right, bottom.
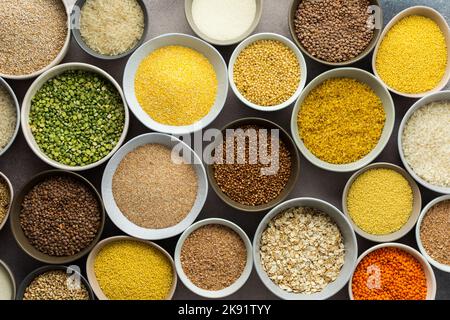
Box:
(349, 243, 437, 300)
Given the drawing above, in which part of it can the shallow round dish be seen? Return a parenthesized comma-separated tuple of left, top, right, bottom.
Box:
(174, 218, 253, 299)
(0, 0, 71, 80)
(0, 259, 16, 300)
(0, 171, 13, 232)
(16, 265, 94, 300)
(72, 0, 149, 60)
(253, 197, 358, 300)
(0, 77, 20, 157)
(206, 117, 300, 212)
(398, 90, 450, 194)
(86, 235, 177, 300)
(342, 162, 422, 243)
(348, 243, 437, 300)
(21, 62, 129, 171)
(416, 195, 450, 273)
(289, 0, 383, 66)
(123, 33, 228, 135)
(229, 32, 307, 112)
(184, 0, 263, 46)
(290, 67, 395, 173)
(10, 170, 105, 264)
(102, 132, 208, 240)
(372, 6, 450, 98)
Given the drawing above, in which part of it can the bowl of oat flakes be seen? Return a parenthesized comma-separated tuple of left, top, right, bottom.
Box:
(253, 197, 358, 300)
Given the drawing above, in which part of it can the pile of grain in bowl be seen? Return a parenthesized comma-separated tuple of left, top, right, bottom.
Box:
(181, 224, 247, 291)
(0, 0, 67, 76)
(80, 0, 145, 56)
(0, 178, 10, 225)
(233, 40, 300, 106)
(23, 270, 90, 300)
(402, 101, 450, 188)
(294, 0, 374, 63)
(112, 144, 198, 229)
(0, 86, 17, 151)
(260, 207, 345, 294)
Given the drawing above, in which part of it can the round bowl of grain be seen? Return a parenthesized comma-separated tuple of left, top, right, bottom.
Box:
(398, 90, 450, 194)
(0, 171, 13, 232)
(253, 197, 358, 300)
(174, 218, 253, 299)
(229, 33, 307, 112)
(0, 259, 15, 300)
(0, 0, 70, 80)
(101, 133, 208, 240)
(291, 67, 395, 173)
(0, 77, 20, 158)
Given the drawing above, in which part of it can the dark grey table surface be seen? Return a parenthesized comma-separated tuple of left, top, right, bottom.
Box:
(0, 0, 449, 300)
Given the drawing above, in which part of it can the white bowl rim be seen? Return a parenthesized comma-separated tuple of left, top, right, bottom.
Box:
(0, 171, 13, 232)
(21, 62, 130, 171)
(290, 67, 395, 173)
(228, 32, 308, 112)
(0, 259, 16, 300)
(415, 194, 450, 273)
(348, 242, 437, 300)
(371, 6, 450, 98)
(174, 218, 253, 299)
(0, 77, 20, 157)
(123, 32, 229, 135)
(0, 0, 71, 80)
(398, 90, 450, 194)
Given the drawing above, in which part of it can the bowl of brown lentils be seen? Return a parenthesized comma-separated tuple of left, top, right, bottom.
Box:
(10, 170, 105, 264)
(289, 0, 383, 66)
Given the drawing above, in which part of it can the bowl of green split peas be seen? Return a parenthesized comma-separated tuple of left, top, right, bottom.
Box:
(21, 62, 129, 171)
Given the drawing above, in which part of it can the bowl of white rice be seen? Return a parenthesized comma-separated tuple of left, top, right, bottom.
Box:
(0, 77, 20, 157)
(398, 90, 450, 194)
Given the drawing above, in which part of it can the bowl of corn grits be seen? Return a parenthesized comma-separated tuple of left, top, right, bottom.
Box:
(342, 162, 422, 242)
(291, 67, 394, 173)
(123, 33, 228, 135)
(372, 6, 450, 98)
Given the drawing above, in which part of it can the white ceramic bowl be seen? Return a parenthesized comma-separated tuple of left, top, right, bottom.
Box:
(0, 77, 20, 157)
(398, 90, 450, 194)
(0, 172, 13, 232)
(0, 0, 71, 80)
(348, 243, 437, 300)
(372, 6, 450, 98)
(174, 218, 253, 299)
(229, 32, 307, 112)
(253, 197, 358, 300)
(416, 195, 450, 273)
(290, 67, 395, 172)
(123, 33, 228, 135)
(102, 133, 208, 240)
(21, 63, 129, 171)
(0, 259, 16, 300)
(86, 236, 177, 300)
(342, 162, 422, 243)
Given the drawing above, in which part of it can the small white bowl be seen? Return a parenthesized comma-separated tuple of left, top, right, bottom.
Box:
(0, 259, 16, 300)
(21, 62, 129, 171)
(398, 90, 450, 194)
(123, 33, 228, 135)
(290, 67, 395, 173)
(342, 162, 422, 243)
(372, 6, 450, 98)
(102, 133, 208, 240)
(0, 171, 13, 232)
(348, 243, 437, 300)
(0, 77, 20, 157)
(229, 32, 307, 112)
(416, 195, 450, 273)
(174, 218, 253, 299)
(0, 0, 71, 80)
(253, 197, 358, 300)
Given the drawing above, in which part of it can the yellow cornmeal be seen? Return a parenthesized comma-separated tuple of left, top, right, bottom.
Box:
(94, 240, 173, 300)
(376, 15, 447, 94)
(298, 78, 385, 164)
(347, 168, 413, 235)
(135, 45, 218, 126)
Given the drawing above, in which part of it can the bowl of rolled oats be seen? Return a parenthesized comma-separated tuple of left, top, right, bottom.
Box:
(253, 197, 358, 300)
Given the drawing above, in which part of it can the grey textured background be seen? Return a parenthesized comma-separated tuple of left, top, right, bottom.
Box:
(0, 0, 448, 300)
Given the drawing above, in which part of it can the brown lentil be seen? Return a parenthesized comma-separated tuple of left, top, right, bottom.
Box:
(294, 0, 374, 63)
(420, 200, 450, 265)
(213, 125, 292, 206)
(181, 224, 247, 291)
(0, 179, 10, 225)
(20, 176, 102, 257)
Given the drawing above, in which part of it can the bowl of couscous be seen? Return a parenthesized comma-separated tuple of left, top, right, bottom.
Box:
(0, 77, 20, 158)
